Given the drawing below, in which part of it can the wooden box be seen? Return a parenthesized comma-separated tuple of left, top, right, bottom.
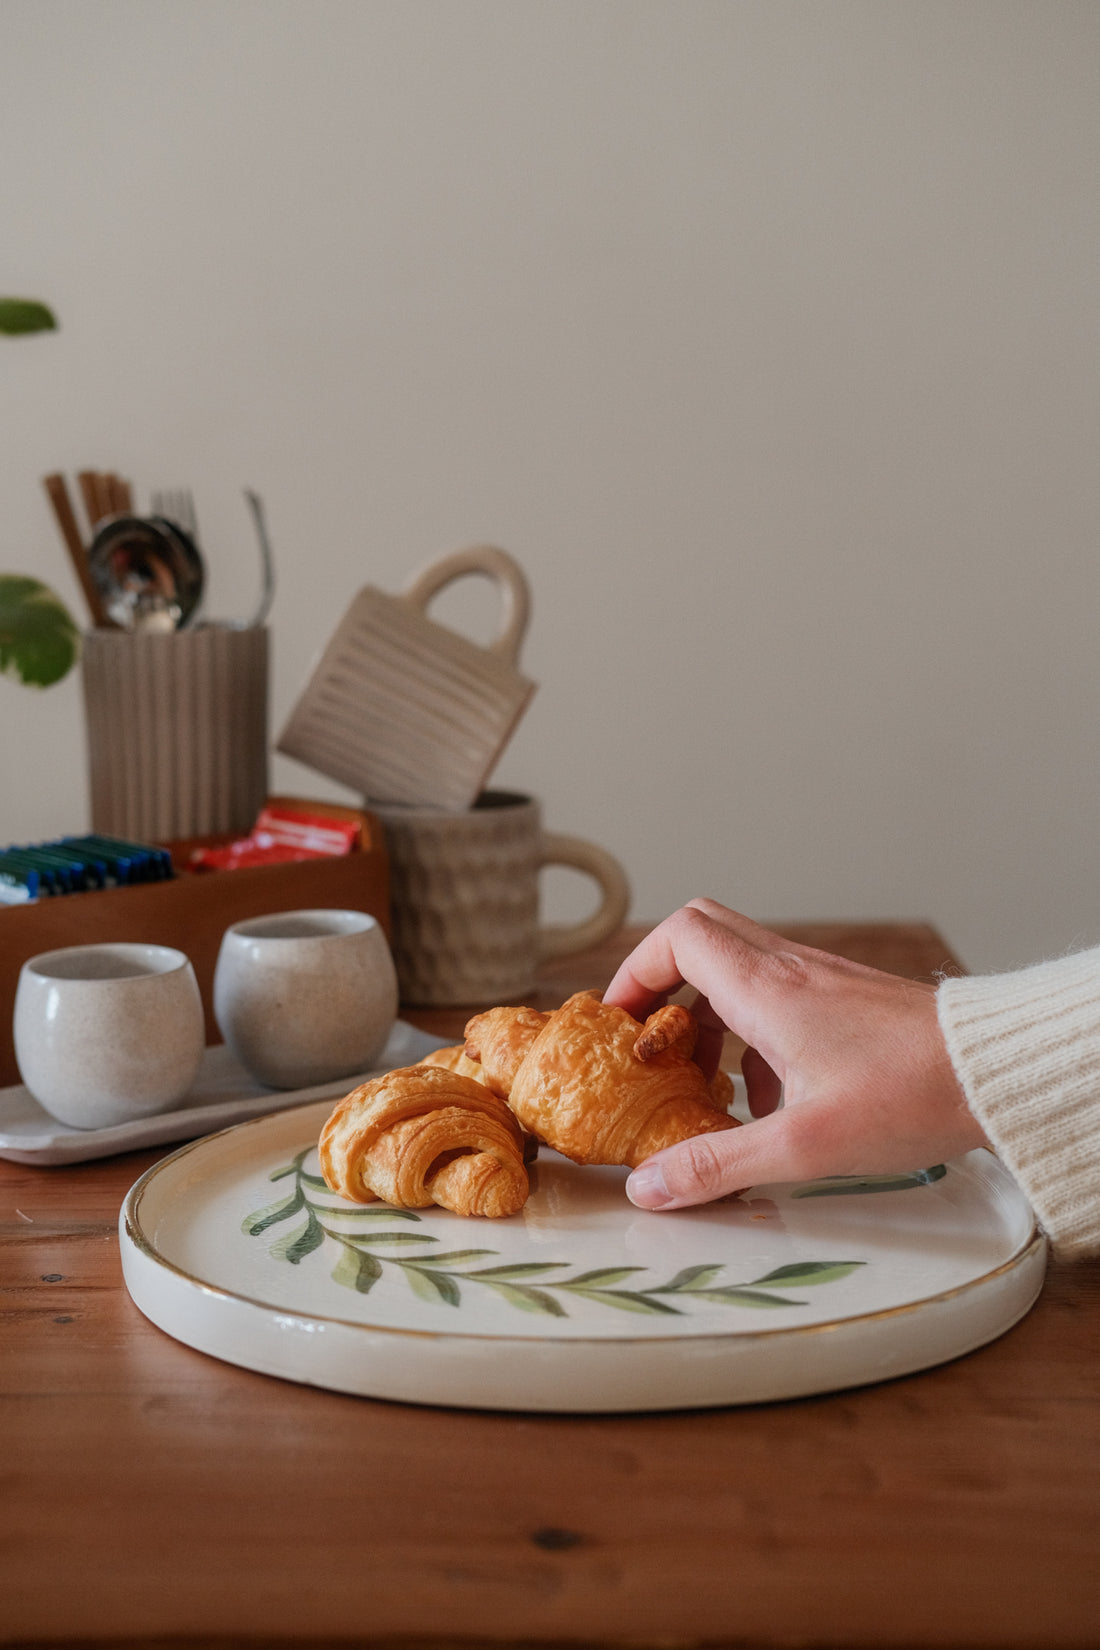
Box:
(0, 802, 390, 1090)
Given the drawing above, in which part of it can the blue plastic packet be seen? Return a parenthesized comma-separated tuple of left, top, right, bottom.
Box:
(0, 848, 64, 896)
(40, 840, 109, 888)
(60, 833, 172, 884)
(0, 858, 41, 903)
(80, 833, 173, 882)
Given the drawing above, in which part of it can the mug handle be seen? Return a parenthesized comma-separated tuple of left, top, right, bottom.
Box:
(537, 833, 631, 961)
(400, 544, 531, 665)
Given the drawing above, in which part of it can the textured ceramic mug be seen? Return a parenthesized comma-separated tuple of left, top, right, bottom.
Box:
(372, 790, 631, 1006)
(14, 943, 205, 1129)
(213, 909, 398, 1089)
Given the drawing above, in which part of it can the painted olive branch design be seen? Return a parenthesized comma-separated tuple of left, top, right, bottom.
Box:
(242, 1149, 868, 1319)
(790, 1165, 946, 1198)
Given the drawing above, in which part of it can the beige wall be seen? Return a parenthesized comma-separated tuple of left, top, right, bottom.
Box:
(2, 0, 1098, 974)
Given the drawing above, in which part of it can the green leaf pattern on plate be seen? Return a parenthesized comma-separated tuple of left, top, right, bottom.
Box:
(241, 1148, 885, 1320)
(790, 1165, 947, 1198)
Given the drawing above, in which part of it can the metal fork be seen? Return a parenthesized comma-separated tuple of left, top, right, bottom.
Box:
(150, 487, 200, 544)
(150, 486, 274, 627)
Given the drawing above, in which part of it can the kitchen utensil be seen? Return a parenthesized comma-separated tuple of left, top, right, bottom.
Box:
(78, 470, 132, 528)
(150, 487, 274, 628)
(150, 488, 200, 545)
(88, 514, 204, 631)
(242, 488, 275, 627)
(41, 472, 114, 627)
(81, 622, 268, 840)
(276, 544, 536, 810)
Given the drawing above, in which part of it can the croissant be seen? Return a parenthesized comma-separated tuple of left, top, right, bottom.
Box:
(415, 1043, 540, 1162)
(416, 1044, 490, 1084)
(464, 991, 739, 1169)
(319, 1063, 530, 1218)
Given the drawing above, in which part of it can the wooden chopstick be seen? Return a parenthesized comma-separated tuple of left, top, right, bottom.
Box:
(105, 472, 132, 514)
(42, 473, 114, 628)
(77, 470, 112, 531)
(75, 470, 100, 529)
(77, 468, 134, 523)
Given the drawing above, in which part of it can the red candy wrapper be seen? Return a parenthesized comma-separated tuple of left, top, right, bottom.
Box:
(188, 804, 361, 873)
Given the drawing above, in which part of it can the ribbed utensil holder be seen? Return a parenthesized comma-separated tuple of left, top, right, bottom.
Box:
(81, 625, 269, 841)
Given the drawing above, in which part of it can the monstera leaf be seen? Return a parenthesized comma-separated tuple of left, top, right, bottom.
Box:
(0, 298, 58, 335)
(0, 576, 81, 687)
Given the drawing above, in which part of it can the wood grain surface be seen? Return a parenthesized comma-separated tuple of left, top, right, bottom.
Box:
(2, 921, 1098, 1649)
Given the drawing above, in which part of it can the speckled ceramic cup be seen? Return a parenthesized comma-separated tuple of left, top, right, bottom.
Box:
(373, 790, 631, 1006)
(213, 909, 398, 1090)
(13, 943, 205, 1130)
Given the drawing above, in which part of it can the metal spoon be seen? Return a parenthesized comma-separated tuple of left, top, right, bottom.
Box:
(87, 515, 205, 632)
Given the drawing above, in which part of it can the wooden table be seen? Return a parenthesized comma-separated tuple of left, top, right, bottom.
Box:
(3, 922, 1098, 1649)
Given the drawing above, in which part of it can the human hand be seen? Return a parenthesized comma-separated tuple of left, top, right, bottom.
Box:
(602, 899, 986, 1210)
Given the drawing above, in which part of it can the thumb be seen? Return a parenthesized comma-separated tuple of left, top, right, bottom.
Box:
(626, 1111, 809, 1210)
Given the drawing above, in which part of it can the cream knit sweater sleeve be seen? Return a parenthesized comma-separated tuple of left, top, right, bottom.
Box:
(937, 947, 1100, 1259)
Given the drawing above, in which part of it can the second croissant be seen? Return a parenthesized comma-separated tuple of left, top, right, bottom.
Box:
(464, 991, 739, 1170)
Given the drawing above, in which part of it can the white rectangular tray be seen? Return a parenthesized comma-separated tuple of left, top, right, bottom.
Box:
(0, 1020, 449, 1166)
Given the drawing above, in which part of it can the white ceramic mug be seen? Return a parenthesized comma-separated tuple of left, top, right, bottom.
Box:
(213, 909, 398, 1090)
(13, 943, 205, 1129)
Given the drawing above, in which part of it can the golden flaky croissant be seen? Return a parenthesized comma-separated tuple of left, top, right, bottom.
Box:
(319, 1063, 530, 1218)
(415, 1044, 489, 1084)
(463, 991, 739, 1169)
(415, 1043, 540, 1162)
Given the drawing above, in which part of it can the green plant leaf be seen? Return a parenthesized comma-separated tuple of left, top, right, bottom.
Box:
(0, 297, 57, 335)
(341, 1229, 439, 1247)
(0, 576, 80, 688)
(242, 1188, 303, 1236)
(750, 1261, 866, 1287)
(332, 1244, 383, 1294)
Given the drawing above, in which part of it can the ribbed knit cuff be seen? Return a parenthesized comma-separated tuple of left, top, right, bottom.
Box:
(937, 949, 1100, 1260)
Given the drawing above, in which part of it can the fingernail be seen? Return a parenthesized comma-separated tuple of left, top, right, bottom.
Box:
(626, 1161, 672, 1209)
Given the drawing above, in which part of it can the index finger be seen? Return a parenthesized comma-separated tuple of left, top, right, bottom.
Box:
(604, 900, 766, 1017)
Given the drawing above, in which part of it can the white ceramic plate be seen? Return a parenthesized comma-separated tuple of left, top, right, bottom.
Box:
(0, 1021, 448, 1165)
(120, 1097, 1046, 1412)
